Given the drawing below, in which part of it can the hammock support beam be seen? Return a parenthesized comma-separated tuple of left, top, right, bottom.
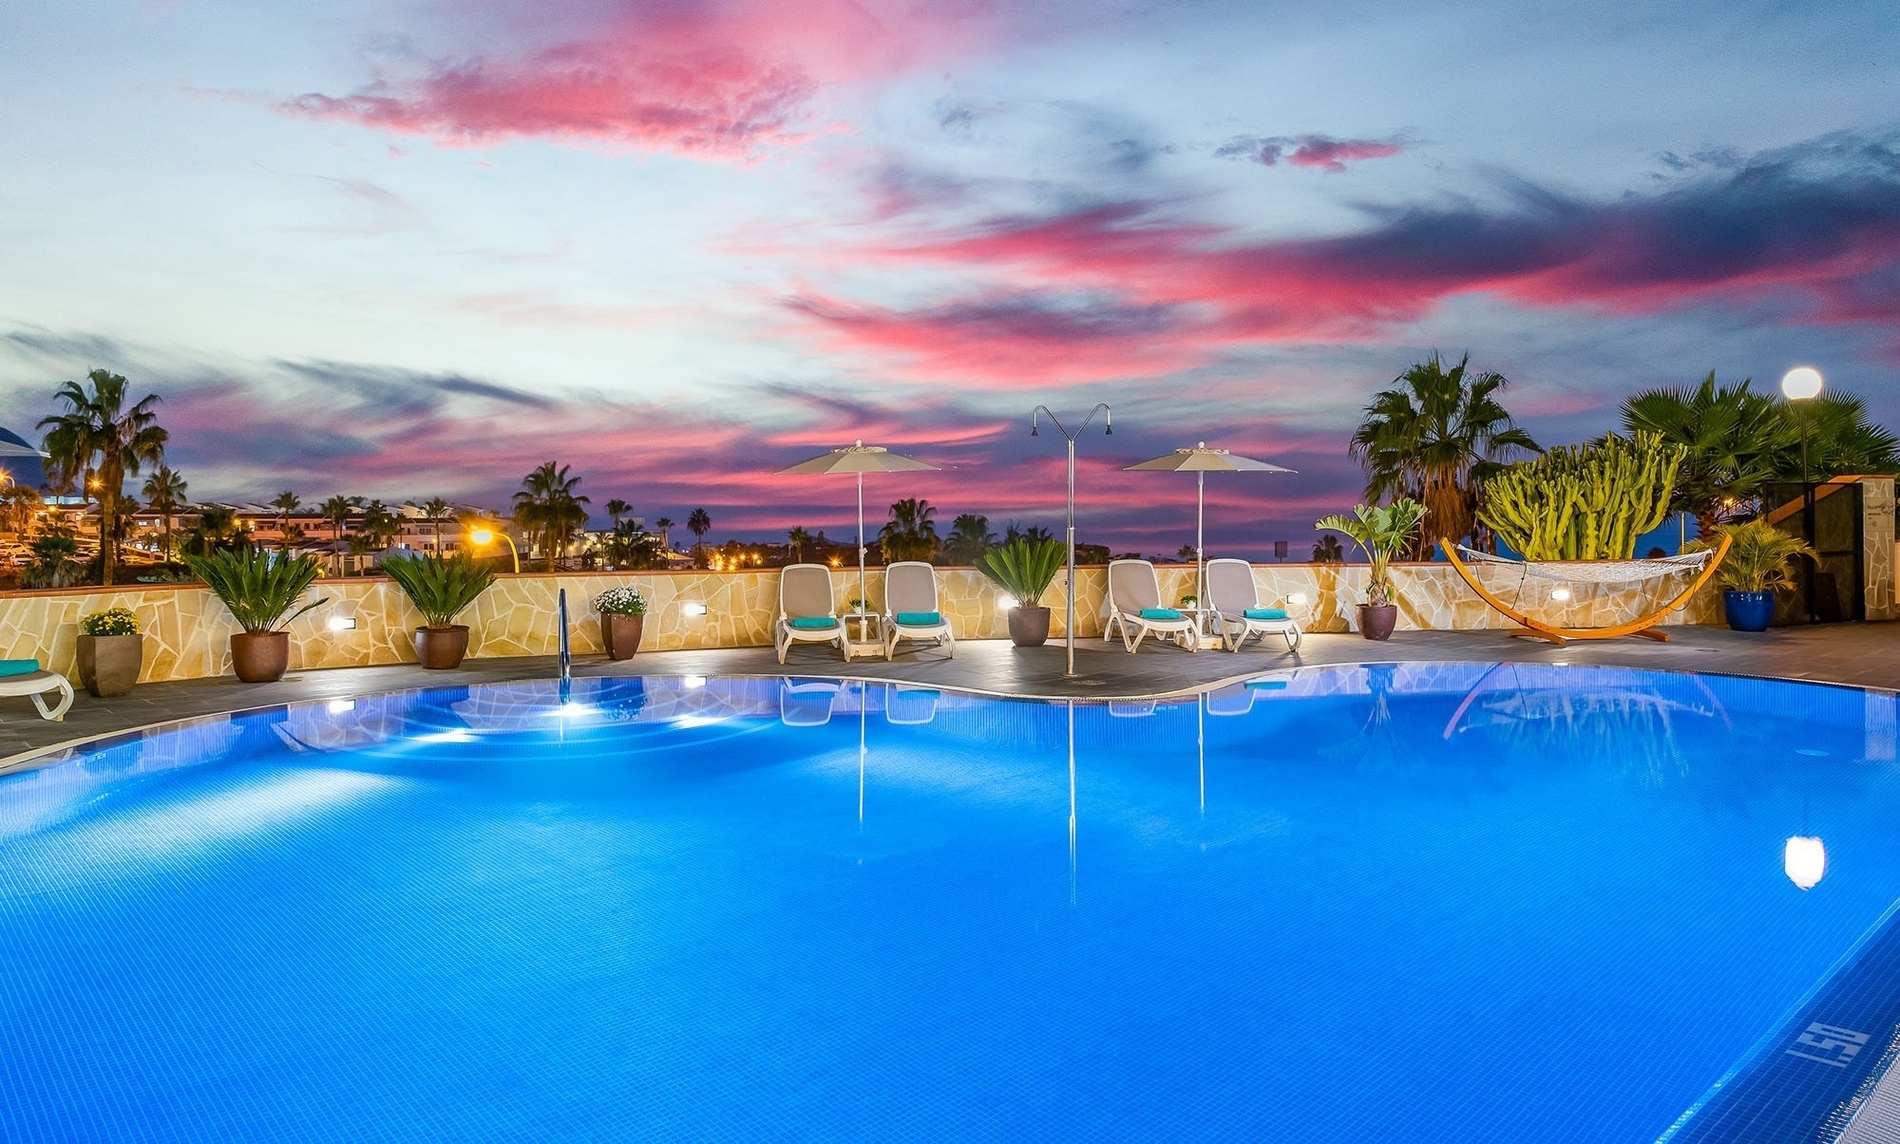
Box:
(1439, 534, 1731, 645)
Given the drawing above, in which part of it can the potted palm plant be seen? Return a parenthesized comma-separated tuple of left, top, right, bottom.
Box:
(1314, 498, 1428, 641)
(76, 605, 142, 698)
(593, 586, 647, 660)
(382, 552, 497, 669)
(1696, 518, 1816, 632)
(187, 549, 328, 681)
(977, 537, 1065, 647)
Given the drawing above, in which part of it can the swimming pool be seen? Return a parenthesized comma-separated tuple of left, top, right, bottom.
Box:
(3, 664, 1897, 1141)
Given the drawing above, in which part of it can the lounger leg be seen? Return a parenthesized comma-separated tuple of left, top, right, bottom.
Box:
(1127, 624, 1145, 653)
(943, 631, 955, 658)
(32, 679, 72, 721)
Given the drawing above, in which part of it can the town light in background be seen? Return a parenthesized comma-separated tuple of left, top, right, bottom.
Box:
(468, 526, 519, 574)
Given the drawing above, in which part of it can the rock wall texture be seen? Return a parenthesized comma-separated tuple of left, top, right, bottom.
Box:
(0, 560, 1741, 684)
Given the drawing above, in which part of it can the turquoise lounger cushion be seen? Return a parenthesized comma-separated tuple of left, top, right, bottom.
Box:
(788, 616, 839, 630)
(1138, 607, 1184, 621)
(894, 611, 943, 626)
(0, 658, 42, 677)
(1244, 607, 1289, 621)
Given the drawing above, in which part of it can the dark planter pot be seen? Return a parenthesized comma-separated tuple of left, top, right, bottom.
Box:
(1007, 606, 1051, 647)
(601, 613, 646, 660)
(1358, 603, 1399, 642)
(415, 625, 471, 670)
(1724, 589, 1776, 633)
(77, 633, 142, 698)
(230, 631, 291, 683)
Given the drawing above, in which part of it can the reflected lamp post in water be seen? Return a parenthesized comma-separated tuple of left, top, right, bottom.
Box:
(1032, 404, 1113, 677)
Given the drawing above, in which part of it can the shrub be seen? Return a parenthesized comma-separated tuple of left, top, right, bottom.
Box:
(187, 549, 328, 633)
(976, 537, 1066, 607)
(80, 606, 141, 636)
(1696, 518, 1817, 593)
(382, 552, 496, 628)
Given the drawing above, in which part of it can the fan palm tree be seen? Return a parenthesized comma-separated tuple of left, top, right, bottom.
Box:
(879, 497, 940, 563)
(686, 507, 712, 549)
(654, 516, 675, 551)
(1620, 372, 1789, 534)
(513, 462, 591, 567)
(942, 513, 995, 566)
(361, 500, 401, 549)
(141, 465, 188, 559)
(1350, 353, 1541, 557)
(181, 504, 242, 557)
(37, 368, 169, 585)
(270, 490, 300, 551)
(421, 496, 452, 553)
(605, 498, 632, 528)
(1312, 534, 1346, 564)
(1777, 393, 1900, 482)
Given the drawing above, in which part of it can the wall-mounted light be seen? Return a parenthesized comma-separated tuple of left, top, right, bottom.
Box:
(1288, 592, 1308, 607)
(327, 615, 358, 631)
(1550, 588, 1572, 602)
(681, 601, 709, 617)
(684, 675, 707, 688)
(326, 698, 356, 714)
(997, 595, 1017, 610)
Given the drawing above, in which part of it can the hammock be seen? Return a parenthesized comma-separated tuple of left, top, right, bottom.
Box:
(1439, 534, 1731, 645)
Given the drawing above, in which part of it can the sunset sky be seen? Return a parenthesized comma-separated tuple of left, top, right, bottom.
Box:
(2, 0, 1896, 556)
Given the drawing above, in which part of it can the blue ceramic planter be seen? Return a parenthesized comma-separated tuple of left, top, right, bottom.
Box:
(1724, 590, 1775, 632)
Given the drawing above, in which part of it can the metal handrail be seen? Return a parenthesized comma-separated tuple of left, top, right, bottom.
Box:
(557, 587, 572, 682)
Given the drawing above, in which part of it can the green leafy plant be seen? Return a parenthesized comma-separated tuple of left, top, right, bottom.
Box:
(1314, 498, 1428, 607)
(381, 552, 496, 628)
(976, 537, 1066, 607)
(187, 548, 328, 633)
(593, 586, 647, 615)
(1694, 518, 1817, 593)
(80, 606, 141, 636)
(21, 534, 85, 589)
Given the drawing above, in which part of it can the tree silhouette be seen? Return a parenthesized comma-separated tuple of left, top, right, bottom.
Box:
(38, 369, 169, 585)
(142, 465, 188, 560)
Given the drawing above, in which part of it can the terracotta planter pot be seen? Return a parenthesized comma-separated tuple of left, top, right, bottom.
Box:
(601, 613, 645, 660)
(1358, 603, 1399, 642)
(1007, 606, 1051, 647)
(77, 633, 142, 698)
(415, 625, 471, 670)
(230, 631, 291, 682)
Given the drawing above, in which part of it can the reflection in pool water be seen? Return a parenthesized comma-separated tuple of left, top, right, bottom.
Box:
(2, 664, 1898, 1143)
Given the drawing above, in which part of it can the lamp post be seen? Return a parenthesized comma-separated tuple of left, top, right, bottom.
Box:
(1781, 367, 1824, 623)
(1032, 403, 1112, 677)
(468, 526, 519, 574)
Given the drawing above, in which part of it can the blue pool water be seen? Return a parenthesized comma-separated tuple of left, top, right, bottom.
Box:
(3, 664, 1899, 1142)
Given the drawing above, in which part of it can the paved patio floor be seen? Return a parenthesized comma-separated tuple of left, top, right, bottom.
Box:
(3, 622, 1895, 766)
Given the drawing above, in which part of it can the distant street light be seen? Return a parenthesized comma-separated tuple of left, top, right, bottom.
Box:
(468, 526, 519, 574)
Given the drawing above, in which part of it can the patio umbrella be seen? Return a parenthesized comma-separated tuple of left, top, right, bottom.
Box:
(1124, 442, 1294, 609)
(778, 440, 940, 613)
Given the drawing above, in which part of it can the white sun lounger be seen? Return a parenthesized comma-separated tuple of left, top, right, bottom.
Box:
(881, 561, 955, 660)
(1103, 559, 1198, 653)
(0, 663, 75, 721)
(775, 564, 847, 664)
(1206, 557, 1303, 653)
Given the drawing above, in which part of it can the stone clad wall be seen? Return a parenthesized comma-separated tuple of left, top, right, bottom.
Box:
(0, 560, 1733, 685)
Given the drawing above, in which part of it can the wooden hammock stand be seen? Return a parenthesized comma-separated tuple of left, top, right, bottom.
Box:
(1439, 533, 1731, 646)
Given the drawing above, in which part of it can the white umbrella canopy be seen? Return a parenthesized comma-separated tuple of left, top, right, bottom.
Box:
(1124, 442, 1295, 607)
(777, 440, 940, 611)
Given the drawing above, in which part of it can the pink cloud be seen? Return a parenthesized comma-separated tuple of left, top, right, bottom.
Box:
(1216, 133, 1407, 173)
(275, 1, 991, 157)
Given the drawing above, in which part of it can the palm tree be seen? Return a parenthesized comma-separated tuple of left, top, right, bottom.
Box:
(37, 368, 169, 585)
(654, 515, 676, 551)
(181, 504, 242, 557)
(361, 500, 400, 549)
(686, 507, 712, 550)
(514, 462, 591, 568)
(1312, 534, 1345, 563)
(1777, 394, 1900, 482)
(605, 498, 632, 528)
(141, 465, 188, 559)
(879, 497, 940, 563)
(942, 513, 995, 566)
(318, 494, 362, 573)
(270, 490, 300, 551)
(421, 496, 452, 553)
(787, 526, 813, 563)
(1621, 372, 1789, 534)
(1350, 353, 1541, 557)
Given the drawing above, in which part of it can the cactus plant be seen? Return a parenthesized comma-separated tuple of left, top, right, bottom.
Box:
(1477, 433, 1685, 560)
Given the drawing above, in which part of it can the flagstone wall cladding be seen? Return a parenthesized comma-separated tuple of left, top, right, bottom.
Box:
(0, 561, 1741, 685)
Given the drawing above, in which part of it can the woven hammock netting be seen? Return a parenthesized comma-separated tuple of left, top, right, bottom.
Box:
(1452, 545, 1715, 626)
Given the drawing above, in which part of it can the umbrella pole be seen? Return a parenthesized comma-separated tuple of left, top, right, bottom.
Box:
(857, 472, 867, 616)
(1196, 470, 1206, 626)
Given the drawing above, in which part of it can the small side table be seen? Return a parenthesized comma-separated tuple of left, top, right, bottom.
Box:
(1174, 607, 1226, 651)
(841, 612, 885, 660)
